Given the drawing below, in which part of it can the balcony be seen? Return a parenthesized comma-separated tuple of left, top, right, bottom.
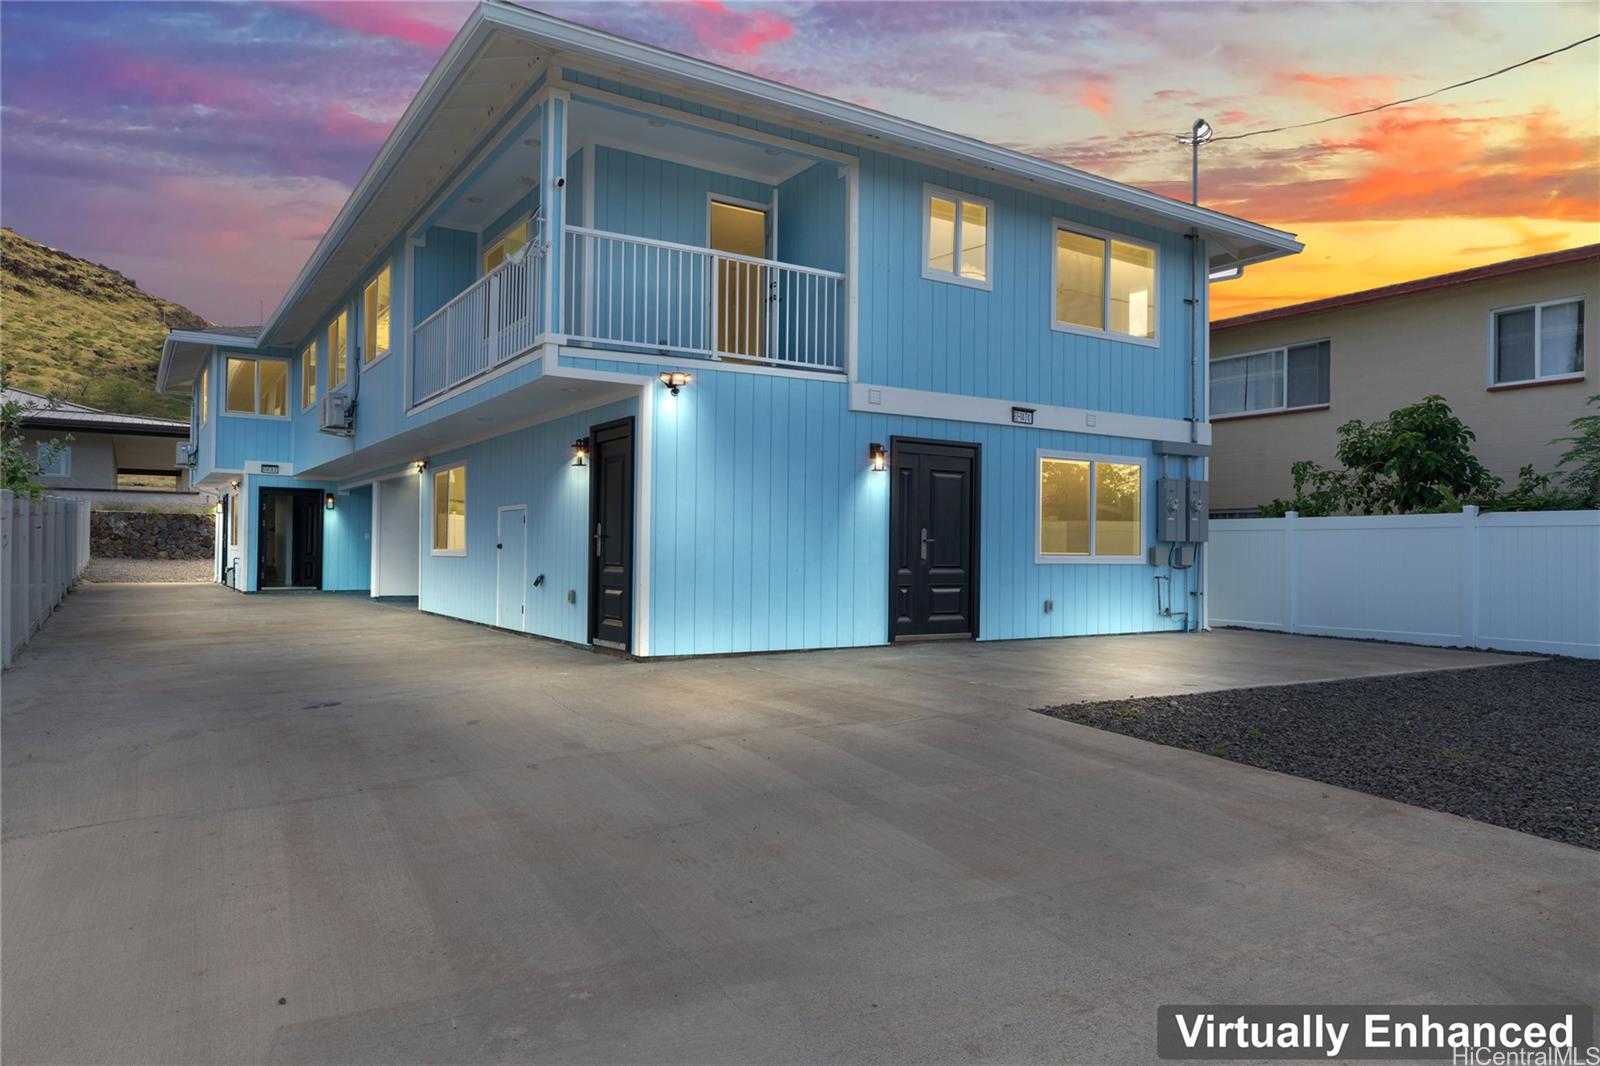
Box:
(411, 226, 845, 407)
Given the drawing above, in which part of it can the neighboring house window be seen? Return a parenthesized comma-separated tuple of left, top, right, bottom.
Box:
(363, 266, 391, 364)
(1492, 299, 1584, 385)
(1211, 341, 1331, 417)
(198, 365, 209, 425)
(483, 221, 529, 273)
(431, 465, 467, 554)
(328, 311, 348, 391)
(922, 186, 990, 288)
(301, 342, 317, 410)
(1037, 452, 1144, 561)
(224, 356, 288, 417)
(1053, 224, 1157, 342)
(37, 443, 70, 478)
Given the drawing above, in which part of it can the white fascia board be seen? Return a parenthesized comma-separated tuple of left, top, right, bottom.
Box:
(256, 8, 495, 348)
(484, 2, 1301, 264)
(851, 383, 1211, 446)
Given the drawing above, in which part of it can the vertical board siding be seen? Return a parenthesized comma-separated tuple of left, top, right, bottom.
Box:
(645, 364, 1189, 656)
(323, 484, 372, 592)
(412, 227, 479, 326)
(591, 145, 772, 244)
(776, 162, 847, 273)
(417, 396, 639, 642)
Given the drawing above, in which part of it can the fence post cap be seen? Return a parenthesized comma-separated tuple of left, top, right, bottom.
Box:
(1462, 504, 1480, 517)
(1285, 510, 1299, 519)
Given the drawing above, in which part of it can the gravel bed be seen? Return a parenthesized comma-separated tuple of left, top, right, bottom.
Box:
(1039, 659, 1600, 850)
(82, 557, 214, 583)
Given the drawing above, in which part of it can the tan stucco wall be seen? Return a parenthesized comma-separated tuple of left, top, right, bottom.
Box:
(1208, 259, 1598, 512)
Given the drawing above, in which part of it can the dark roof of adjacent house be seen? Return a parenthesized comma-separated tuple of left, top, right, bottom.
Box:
(1212, 244, 1600, 333)
(3, 386, 190, 435)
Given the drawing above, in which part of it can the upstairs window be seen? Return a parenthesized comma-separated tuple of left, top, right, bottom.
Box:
(1053, 224, 1157, 342)
(1492, 299, 1584, 386)
(483, 221, 529, 273)
(301, 342, 318, 410)
(431, 465, 467, 555)
(224, 357, 288, 417)
(328, 311, 348, 391)
(1037, 452, 1144, 562)
(363, 266, 391, 364)
(923, 186, 990, 288)
(1211, 341, 1331, 417)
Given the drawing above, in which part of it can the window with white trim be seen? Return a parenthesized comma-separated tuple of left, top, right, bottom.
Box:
(923, 186, 990, 287)
(1053, 224, 1157, 341)
(431, 465, 467, 555)
(224, 357, 288, 417)
(483, 221, 529, 274)
(363, 265, 391, 365)
(1211, 340, 1331, 417)
(37, 443, 70, 477)
(1037, 452, 1144, 561)
(229, 490, 239, 547)
(301, 342, 318, 411)
(328, 311, 348, 391)
(1492, 299, 1584, 385)
(198, 365, 209, 425)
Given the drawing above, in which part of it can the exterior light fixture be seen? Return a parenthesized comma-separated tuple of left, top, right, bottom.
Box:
(869, 442, 887, 472)
(658, 371, 690, 396)
(325, 492, 336, 510)
(414, 459, 428, 473)
(571, 437, 590, 467)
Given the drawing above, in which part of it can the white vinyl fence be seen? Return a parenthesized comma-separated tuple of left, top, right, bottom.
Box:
(2, 491, 92, 669)
(1209, 507, 1600, 659)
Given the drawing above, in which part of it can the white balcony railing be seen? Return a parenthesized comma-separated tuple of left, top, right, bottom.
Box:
(561, 226, 846, 372)
(411, 247, 544, 406)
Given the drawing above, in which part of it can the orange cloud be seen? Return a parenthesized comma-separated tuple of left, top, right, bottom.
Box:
(1273, 71, 1397, 111)
(1079, 78, 1114, 118)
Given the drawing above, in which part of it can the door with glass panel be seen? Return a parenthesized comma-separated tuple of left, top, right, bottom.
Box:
(709, 200, 769, 359)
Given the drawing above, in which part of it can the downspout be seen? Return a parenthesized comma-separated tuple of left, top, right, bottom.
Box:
(1187, 228, 1205, 633)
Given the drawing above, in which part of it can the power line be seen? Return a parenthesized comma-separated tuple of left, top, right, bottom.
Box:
(1207, 31, 1600, 143)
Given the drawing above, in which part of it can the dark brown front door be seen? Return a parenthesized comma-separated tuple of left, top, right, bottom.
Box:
(587, 417, 634, 650)
(889, 439, 979, 640)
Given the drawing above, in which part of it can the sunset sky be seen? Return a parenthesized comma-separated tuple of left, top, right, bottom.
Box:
(2, 1, 1596, 325)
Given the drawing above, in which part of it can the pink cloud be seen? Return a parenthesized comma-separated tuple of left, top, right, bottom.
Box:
(320, 104, 394, 146)
(1079, 77, 1114, 118)
(293, 2, 462, 50)
(667, 0, 793, 56)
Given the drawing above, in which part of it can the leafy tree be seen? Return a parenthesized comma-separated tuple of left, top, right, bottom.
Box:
(1333, 395, 1500, 514)
(1, 395, 72, 498)
(1551, 394, 1600, 509)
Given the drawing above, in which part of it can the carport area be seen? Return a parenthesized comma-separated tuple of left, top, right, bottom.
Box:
(4, 586, 1596, 1063)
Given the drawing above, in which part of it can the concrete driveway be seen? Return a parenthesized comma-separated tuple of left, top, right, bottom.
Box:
(4, 586, 1595, 1064)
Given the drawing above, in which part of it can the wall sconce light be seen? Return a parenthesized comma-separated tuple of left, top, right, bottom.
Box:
(230, 478, 241, 488)
(869, 442, 887, 472)
(658, 370, 690, 396)
(414, 458, 428, 473)
(324, 492, 336, 511)
(571, 437, 590, 467)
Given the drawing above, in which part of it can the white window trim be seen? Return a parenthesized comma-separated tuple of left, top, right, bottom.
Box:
(430, 462, 468, 557)
(301, 343, 319, 412)
(362, 265, 394, 369)
(1050, 219, 1160, 348)
(222, 356, 292, 420)
(1210, 338, 1331, 420)
(921, 183, 993, 291)
(327, 310, 351, 395)
(37, 443, 71, 478)
(1034, 448, 1149, 565)
(1487, 296, 1586, 387)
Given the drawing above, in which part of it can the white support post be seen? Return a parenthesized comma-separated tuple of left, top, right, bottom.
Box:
(1282, 511, 1299, 634)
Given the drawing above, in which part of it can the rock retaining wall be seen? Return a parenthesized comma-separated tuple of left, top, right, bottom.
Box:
(91, 511, 214, 560)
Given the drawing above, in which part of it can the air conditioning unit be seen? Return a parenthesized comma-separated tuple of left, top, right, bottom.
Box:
(320, 393, 354, 436)
(175, 441, 197, 467)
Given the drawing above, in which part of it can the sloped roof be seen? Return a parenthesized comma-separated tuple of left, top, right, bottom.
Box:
(1213, 244, 1600, 333)
(4, 386, 189, 434)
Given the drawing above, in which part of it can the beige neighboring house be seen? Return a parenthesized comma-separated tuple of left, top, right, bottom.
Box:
(5, 386, 211, 507)
(1207, 244, 1598, 514)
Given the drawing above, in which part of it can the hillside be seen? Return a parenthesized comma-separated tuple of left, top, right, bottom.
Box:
(0, 228, 209, 419)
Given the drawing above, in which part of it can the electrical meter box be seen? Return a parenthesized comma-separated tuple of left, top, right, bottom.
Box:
(1158, 478, 1186, 542)
(1186, 480, 1210, 542)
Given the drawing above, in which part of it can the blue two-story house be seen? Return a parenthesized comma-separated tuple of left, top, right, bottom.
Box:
(158, 1, 1301, 656)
